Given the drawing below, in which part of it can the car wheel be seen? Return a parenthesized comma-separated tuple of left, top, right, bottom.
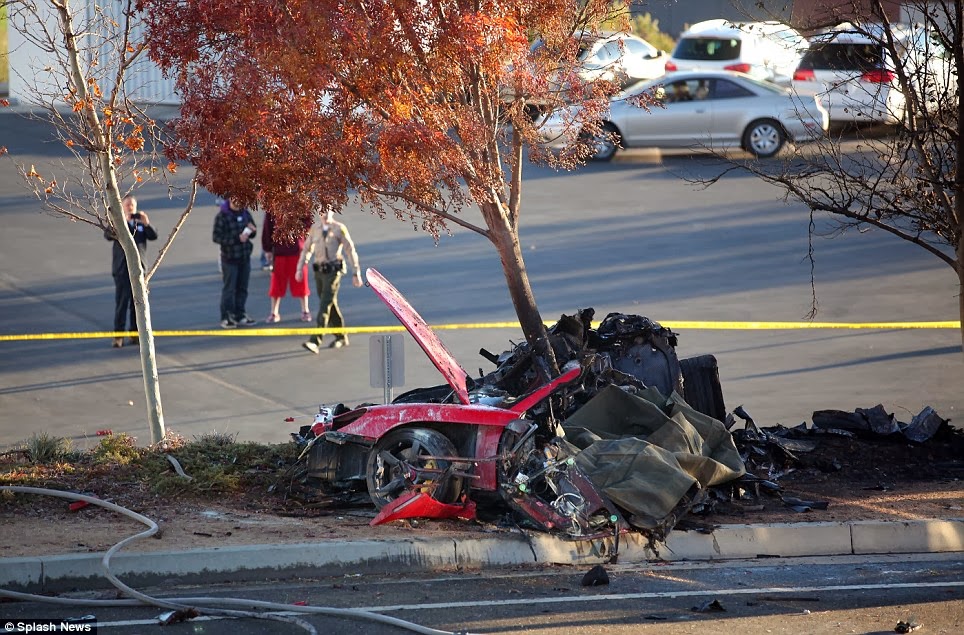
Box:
(365, 427, 464, 509)
(742, 119, 785, 158)
(680, 354, 727, 422)
(584, 122, 620, 161)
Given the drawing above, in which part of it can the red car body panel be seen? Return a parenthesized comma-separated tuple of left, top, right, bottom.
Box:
(366, 267, 471, 405)
(323, 403, 518, 490)
(371, 491, 478, 526)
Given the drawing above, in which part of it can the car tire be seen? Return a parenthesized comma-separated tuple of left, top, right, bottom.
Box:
(742, 118, 785, 158)
(584, 122, 620, 161)
(679, 354, 727, 422)
(366, 427, 464, 509)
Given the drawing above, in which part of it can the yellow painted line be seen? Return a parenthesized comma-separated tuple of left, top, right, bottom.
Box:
(0, 320, 958, 342)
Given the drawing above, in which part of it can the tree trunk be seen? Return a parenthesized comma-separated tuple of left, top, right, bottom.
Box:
(484, 204, 558, 374)
(107, 190, 166, 445)
(59, 0, 166, 444)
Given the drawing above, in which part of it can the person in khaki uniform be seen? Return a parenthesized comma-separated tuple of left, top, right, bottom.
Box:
(296, 207, 362, 353)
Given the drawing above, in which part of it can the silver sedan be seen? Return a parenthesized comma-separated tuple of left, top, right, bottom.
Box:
(539, 70, 829, 160)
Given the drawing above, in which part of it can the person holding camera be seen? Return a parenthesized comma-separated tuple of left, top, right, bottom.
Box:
(104, 195, 157, 348)
(213, 195, 258, 328)
(296, 206, 362, 353)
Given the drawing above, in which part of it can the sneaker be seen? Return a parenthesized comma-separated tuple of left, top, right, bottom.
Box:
(220, 318, 237, 329)
(302, 341, 320, 354)
(237, 315, 257, 326)
(329, 339, 348, 349)
(265, 313, 281, 324)
(300, 311, 313, 323)
(112, 337, 124, 348)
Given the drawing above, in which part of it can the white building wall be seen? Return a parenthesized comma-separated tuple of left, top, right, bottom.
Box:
(7, 0, 178, 106)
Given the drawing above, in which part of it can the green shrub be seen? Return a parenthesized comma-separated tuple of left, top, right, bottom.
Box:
(632, 12, 676, 53)
(91, 433, 142, 465)
(24, 433, 73, 464)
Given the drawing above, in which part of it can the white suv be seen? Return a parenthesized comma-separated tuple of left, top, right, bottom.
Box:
(791, 22, 954, 125)
(666, 19, 808, 84)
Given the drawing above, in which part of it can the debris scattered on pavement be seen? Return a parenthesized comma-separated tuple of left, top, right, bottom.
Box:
(158, 608, 201, 625)
(895, 617, 923, 633)
(581, 565, 609, 587)
(692, 599, 726, 612)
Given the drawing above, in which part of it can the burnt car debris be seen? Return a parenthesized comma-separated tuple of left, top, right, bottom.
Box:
(687, 401, 961, 520)
(284, 268, 959, 544)
(287, 268, 744, 544)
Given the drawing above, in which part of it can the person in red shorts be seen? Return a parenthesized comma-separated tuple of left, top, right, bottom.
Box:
(262, 209, 313, 323)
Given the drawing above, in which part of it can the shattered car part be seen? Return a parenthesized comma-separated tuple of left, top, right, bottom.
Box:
(498, 434, 628, 540)
(474, 308, 728, 425)
(813, 404, 948, 443)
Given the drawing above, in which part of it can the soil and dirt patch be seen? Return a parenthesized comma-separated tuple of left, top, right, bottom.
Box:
(2, 425, 963, 560)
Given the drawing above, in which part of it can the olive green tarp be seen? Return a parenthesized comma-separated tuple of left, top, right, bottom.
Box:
(562, 385, 745, 531)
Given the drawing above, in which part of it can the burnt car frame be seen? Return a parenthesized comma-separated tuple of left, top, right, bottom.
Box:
(294, 268, 725, 537)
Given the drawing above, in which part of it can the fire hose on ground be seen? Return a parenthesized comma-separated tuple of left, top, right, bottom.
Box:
(0, 485, 473, 635)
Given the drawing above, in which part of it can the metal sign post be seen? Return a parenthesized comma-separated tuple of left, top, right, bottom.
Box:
(369, 334, 405, 403)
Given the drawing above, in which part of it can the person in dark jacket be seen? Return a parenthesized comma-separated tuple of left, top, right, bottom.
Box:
(104, 195, 158, 348)
(213, 195, 258, 328)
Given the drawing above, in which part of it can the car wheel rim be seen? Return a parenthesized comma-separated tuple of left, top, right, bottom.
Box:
(594, 133, 615, 158)
(750, 125, 779, 155)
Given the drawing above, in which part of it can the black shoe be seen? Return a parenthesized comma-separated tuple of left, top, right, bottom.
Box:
(237, 315, 257, 326)
(220, 318, 237, 329)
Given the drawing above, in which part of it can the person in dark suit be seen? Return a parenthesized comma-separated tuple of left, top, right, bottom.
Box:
(104, 195, 157, 348)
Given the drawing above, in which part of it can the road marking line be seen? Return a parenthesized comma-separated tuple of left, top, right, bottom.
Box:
(364, 580, 964, 612)
(80, 579, 964, 629)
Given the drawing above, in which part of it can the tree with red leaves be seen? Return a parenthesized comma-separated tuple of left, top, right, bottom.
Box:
(139, 0, 636, 372)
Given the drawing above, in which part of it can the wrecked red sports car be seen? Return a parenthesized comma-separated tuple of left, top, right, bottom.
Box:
(294, 268, 627, 539)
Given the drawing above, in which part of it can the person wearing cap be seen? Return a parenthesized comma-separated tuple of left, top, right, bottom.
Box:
(296, 206, 362, 353)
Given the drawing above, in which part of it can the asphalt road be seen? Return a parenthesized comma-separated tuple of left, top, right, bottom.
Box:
(0, 110, 960, 449)
(3, 554, 962, 634)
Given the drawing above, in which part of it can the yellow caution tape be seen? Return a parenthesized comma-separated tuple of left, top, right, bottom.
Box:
(0, 320, 958, 341)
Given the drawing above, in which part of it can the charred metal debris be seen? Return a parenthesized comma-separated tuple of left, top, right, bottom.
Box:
(694, 402, 961, 519)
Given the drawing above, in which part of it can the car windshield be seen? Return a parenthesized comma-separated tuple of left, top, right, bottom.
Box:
(798, 42, 884, 71)
(673, 37, 741, 61)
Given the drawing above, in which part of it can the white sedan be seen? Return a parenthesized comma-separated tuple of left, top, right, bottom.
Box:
(539, 70, 829, 160)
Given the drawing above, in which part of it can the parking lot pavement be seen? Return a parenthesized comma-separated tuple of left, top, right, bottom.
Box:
(1, 111, 961, 450)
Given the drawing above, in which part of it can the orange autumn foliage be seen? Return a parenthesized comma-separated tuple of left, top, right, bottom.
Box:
(139, 0, 629, 355)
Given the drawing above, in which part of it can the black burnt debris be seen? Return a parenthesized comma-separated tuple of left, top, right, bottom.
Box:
(283, 307, 961, 543)
(694, 401, 963, 520)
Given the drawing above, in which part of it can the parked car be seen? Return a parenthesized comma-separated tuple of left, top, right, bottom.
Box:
(529, 31, 667, 89)
(517, 31, 668, 120)
(573, 31, 668, 86)
(538, 70, 829, 160)
(665, 19, 808, 84)
(791, 22, 954, 125)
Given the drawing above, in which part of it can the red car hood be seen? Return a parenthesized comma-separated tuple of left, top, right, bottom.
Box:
(366, 268, 471, 405)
